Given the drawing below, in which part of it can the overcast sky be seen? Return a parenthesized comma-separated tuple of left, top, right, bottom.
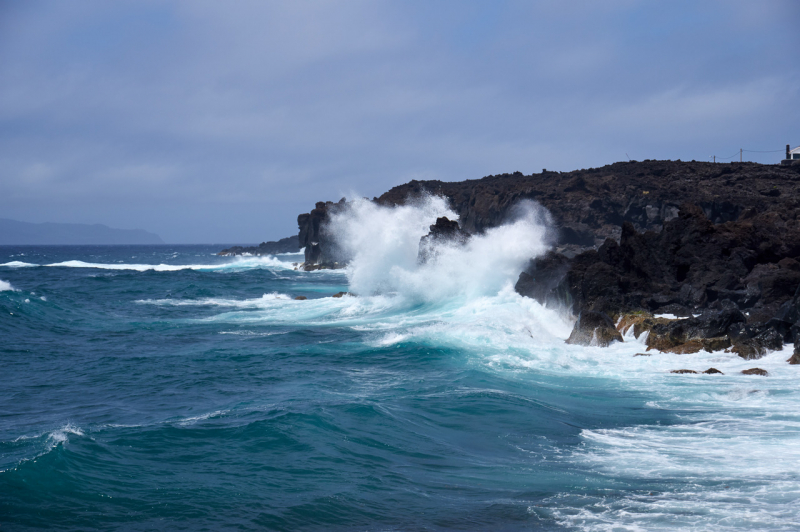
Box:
(1, 1, 798, 243)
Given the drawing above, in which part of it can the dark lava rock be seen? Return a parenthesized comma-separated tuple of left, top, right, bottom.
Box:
(741, 368, 769, 376)
(703, 368, 724, 374)
(515, 251, 572, 307)
(296, 161, 800, 350)
(566, 311, 623, 347)
(645, 307, 743, 353)
(294, 296, 307, 301)
(671, 369, 698, 374)
(418, 217, 470, 263)
(788, 344, 800, 364)
(331, 292, 353, 298)
(633, 353, 651, 357)
(731, 327, 784, 360)
(297, 198, 350, 268)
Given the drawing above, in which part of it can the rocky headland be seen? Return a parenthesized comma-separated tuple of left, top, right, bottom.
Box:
(293, 160, 800, 363)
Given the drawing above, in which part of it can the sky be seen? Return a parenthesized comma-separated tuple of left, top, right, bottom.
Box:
(1, 1, 798, 243)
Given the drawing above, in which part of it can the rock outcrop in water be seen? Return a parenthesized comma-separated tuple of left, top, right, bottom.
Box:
(296, 198, 350, 270)
(417, 217, 469, 264)
(294, 160, 800, 359)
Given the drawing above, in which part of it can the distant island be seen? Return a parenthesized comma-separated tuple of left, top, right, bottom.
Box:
(0, 218, 164, 245)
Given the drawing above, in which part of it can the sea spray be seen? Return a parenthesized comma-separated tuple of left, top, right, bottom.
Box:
(328, 196, 553, 301)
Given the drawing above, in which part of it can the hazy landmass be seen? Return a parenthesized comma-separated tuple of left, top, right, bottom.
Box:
(0, 218, 164, 245)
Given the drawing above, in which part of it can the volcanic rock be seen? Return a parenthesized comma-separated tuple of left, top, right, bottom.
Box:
(566, 311, 623, 347)
(741, 368, 768, 376)
(788, 345, 800, 364)
(418, 217, 470, 263)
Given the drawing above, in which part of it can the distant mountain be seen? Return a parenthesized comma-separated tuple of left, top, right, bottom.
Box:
(0, 218, 164, 245)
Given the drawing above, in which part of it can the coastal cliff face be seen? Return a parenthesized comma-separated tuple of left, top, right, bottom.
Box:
(297, 198, 349, 269)
(299, 160, 799, 264)
(376, 160, 796, 246)
(295, 160, 800, 359)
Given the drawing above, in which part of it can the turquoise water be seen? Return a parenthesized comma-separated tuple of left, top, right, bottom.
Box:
(3, 204, 800, 530)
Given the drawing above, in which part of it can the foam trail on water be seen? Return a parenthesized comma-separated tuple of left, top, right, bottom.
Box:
(0, 261, 38, 268)
(45, 256, 293, 272)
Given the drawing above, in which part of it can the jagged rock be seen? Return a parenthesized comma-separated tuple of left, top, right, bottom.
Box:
(741, 368, 768, 376)
(644, 305, 744, 352)
(295, 161, 800, 348)
(633, 353, 650, 357)
(703, 368, 723, 374)
(417, 217, 470, 263)
(788, 345, 800, 364)
(566, 311, 623, 347)
(671, 369, 698, 374)
(730, 327, 783, 360)
(616, 312, 673, 339)
(294, 296, 307, 300)
(515, 251, 572, 307)
(297, 198, 350, 268)
(331, 292, 353, 298)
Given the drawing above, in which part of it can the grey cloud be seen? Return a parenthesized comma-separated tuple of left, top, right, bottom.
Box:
(1, 0, 797, 242)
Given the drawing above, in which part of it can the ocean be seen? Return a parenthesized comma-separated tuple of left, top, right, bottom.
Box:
(2, 199, 799, 531)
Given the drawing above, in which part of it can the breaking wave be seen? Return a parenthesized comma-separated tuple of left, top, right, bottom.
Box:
(0, 261, 38, 268)
(44, 256, 293, 272)
(329, 196, 553, 301)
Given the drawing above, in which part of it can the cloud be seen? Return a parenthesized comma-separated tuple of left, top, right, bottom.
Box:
(0, 0, 797, 242)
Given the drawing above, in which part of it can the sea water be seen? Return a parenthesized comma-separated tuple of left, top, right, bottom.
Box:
(2, 198, 800, 530)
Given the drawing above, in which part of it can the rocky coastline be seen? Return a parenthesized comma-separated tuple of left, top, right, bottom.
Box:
(286, 160, 800, 364)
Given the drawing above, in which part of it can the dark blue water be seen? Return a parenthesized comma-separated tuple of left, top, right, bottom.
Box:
(2, 245, 799, 531)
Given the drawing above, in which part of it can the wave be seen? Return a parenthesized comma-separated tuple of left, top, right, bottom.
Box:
(137, 292, 293, 307)
(0, 279, 16, 291)
(44, 256, 295, 272)
(0, 261, 38, 268)
(327, 196, 552, 301)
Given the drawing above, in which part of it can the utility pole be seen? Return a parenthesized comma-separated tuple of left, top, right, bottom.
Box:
(740, 148, 742, 162)
(713, 155, 715, 163)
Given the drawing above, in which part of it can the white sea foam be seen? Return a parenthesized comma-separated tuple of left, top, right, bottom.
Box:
(0, 279, 16, 291)
(137, 292, 293, 307)
(176, 409, 229, 426)
(46, 423, 85, 446)
(283, 196, 800, 528)
(0, 261, 38, 268)
(45, 256, 293, 272)
(329, 196, 553, 301)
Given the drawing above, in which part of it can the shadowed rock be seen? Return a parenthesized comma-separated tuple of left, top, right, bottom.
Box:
(566, 311, 623, 347)
(788, 345, 800, 364)
(417, 217, 470, 264)
(741, 368, 768, 376)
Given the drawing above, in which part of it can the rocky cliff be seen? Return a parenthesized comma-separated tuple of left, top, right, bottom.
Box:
(296, 198, 350, 269)
(295, 160, 800, 361)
